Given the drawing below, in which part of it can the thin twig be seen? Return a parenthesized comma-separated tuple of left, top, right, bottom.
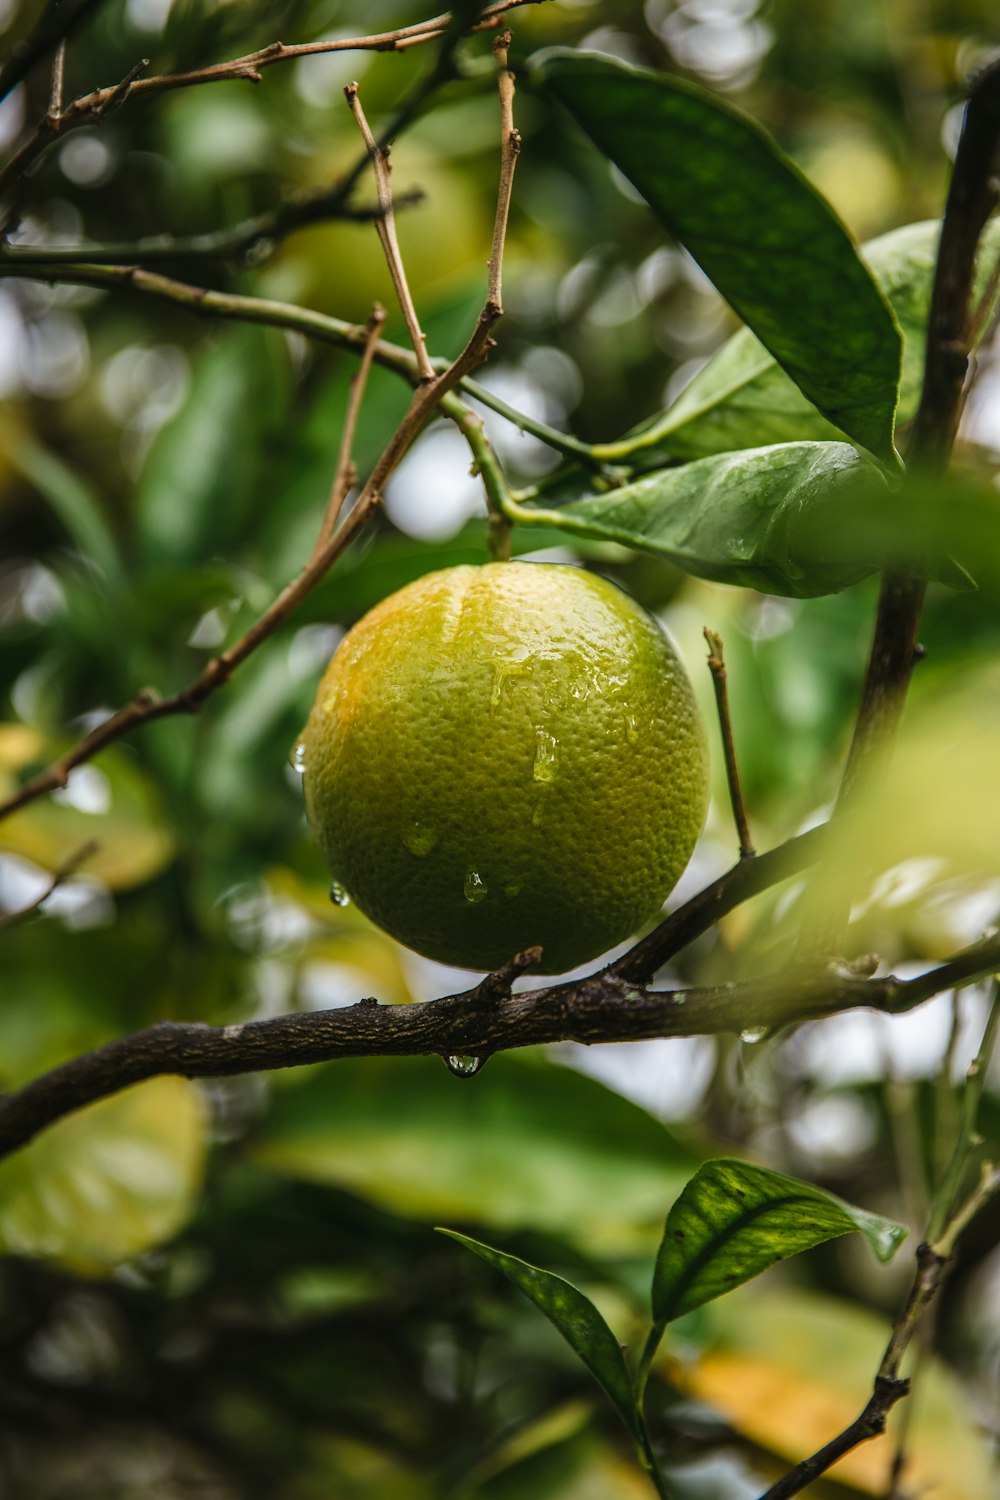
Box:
(0, 1, 543, 201)
(0, 839, 98, 933)
(487, 30, 521, 312)
(704, 629, 754, 859)
(0, 26, 521, 826)
(758, 985, 1000, 1500)
(0, 187, 426, 265)
(48, 40, 67, 120)
(1, 925, 999, 1162)
(345, 86, 435, 381)
(312, 304, 386, 559)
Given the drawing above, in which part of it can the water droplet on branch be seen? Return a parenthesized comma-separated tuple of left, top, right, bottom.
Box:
(329, 881, 351, 907)
(739, 1025, 770, 1045)
(445, 1054, 483, 1078)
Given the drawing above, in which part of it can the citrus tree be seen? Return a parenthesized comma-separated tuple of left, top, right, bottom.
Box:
(1, 2, 999, 1497)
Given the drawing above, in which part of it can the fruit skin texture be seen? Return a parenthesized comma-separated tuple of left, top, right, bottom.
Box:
(300, 562, 709, 974)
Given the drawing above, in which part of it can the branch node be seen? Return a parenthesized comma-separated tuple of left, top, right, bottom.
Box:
(473, 945, 543, 1005)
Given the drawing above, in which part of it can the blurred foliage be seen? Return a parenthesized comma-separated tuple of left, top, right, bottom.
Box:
(1, 0, 1000, 1496)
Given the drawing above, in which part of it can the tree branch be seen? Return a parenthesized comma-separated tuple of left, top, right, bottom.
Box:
(837, 59, 1000, 812)
(0, 927, 997, 1162)
(0, 187, 426, 265)
(704, 628, 754, 860)
(311, 304, 386, 558)
(345, 85, 435, 381)
(0, 27, 520, 826)
(0, 839, 98, 932)
(0, 2, 543, 205)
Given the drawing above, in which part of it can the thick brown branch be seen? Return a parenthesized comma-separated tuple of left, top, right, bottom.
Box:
(610, 827, 825, 983)
(1, 931, 998, 1162)
(837, 59, 1000, 811)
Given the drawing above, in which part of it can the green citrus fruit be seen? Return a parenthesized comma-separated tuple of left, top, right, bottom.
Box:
(299, 562, 709, 973)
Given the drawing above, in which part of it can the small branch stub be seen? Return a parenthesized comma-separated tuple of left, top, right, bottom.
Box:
(704, 628, 754, 859)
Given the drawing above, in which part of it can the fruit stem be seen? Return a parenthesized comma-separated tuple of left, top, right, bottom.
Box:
(441, 392, 514, 559)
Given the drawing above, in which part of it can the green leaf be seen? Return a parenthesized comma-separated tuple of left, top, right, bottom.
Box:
(510, 441, 887, 598)
(598, 219, 1000, 467)
(533, 48, 901, 464)
(651, 1158, 907, 1327)
(0, 1078, 205, 1274)
(0, 734, 176, 890)
(251, 1054, 700, 1256)
(440, 1230, 641, 1441)
(2, 423, 122, 581)
(135, 324, 291, 566)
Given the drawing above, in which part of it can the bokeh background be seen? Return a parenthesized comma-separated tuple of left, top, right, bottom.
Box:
(1, 1, 1000, 1496)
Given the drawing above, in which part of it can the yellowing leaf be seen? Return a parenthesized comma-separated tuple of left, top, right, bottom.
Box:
(677, 1288, 995, 1499)
(0, 1078, 205, 1274)
(0, 735, 175, 890)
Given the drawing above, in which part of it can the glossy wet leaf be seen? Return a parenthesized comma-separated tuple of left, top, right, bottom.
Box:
(652, 1158, 906, 1325)
(599, 218, 1000, 467)
(512, 442, 886, 598)
(534, 49, 901, 464)
(440, 1230, 641, 1441)
(252, 1055, 700, 1255)
(0, 1078, 205, 1274)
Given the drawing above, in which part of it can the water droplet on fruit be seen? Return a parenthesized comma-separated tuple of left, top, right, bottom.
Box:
(623, 709, 639, 744)
(464, 868, 487, 904)
(533, 728, 559, 783)
(532, 802, 545, 827)
(329, 880, 351, 907)
(502, 879, 522, 899)
(289, 740, 307, 773)
(445, 1054, 483, 1078)
(740, 1025, 769, 1045)
(402, 822, 438, 857)
(490, 657, 531, 709)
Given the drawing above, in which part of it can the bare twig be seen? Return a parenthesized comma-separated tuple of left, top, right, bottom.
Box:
(0, 2, 543, 201)
(312, 304, 386, 559)
(0, 25, 521, 826)
(487, 30, 521, 312)
(758, 985, 1000, 1500)
(704, 628, 754, 860)
(0, 55, 150, 198)
(0, 187, 426, 265)
(345, 86, 435, 381)
(1, 926, 999, 1162)
(48, 40, 67, 120)
(0, 840, 99, 933)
